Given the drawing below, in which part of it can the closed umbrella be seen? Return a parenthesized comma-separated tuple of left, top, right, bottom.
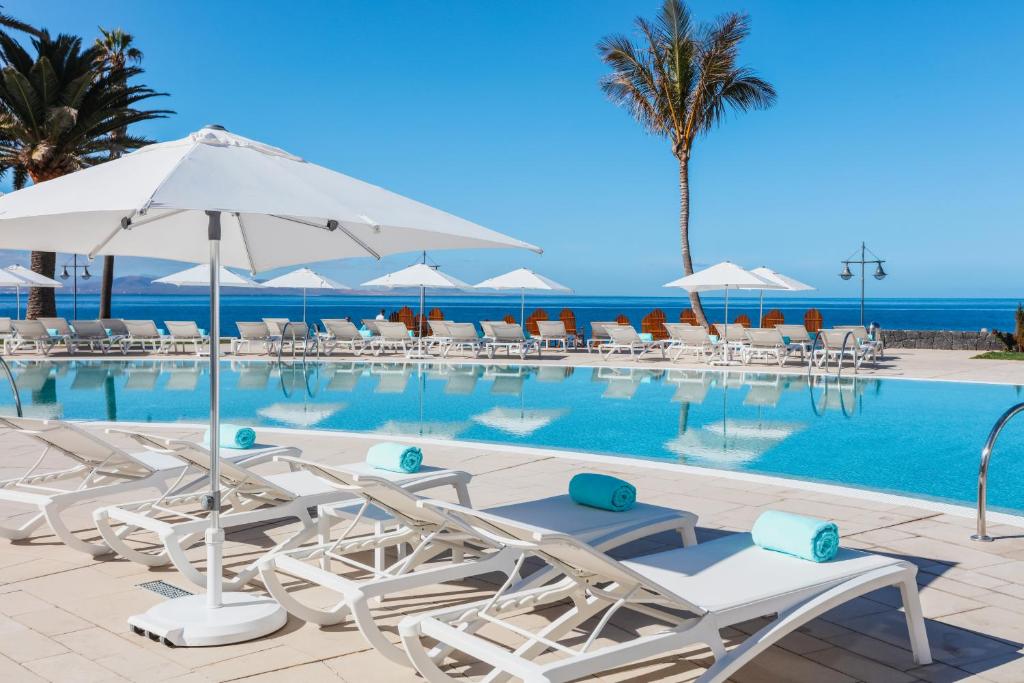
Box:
(4, 264, 62, 319)
(361, 257, 472, 359)
(0, 125, 539, 647)
(474, 267, 571, 326)
(663, 262, 780, 365)
(748, 267, 815, 325)
(261, 267, 350, 322)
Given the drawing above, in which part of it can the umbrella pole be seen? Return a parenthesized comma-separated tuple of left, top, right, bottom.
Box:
(302, 287, 307, 323)
(206, 214, 224, 610)
(759, 289, 764, 326)
(418, 284, 425, 357)
(126, 211, 286, 647)
(520, 288, 525, 326)
(723, 288, 731, 363)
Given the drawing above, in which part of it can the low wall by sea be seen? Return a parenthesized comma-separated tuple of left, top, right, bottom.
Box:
(879, 329, 1005, 351)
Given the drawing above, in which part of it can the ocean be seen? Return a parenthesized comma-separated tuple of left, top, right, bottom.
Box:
(0, 293, 1019, 334)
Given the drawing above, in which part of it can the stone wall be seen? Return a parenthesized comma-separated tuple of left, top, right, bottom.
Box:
(879, 329, 1006, 351)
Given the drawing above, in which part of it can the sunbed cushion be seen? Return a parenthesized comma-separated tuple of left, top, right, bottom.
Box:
(620, 532, 899, 613)
(484, 495, 682, 539)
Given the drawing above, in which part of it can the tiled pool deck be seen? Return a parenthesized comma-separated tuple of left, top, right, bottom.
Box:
(0, 349, 1022, 682)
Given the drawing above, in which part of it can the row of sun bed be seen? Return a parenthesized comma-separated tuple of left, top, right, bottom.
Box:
(0, 416, 930, 680)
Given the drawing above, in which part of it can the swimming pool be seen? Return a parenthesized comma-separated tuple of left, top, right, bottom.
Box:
(3, 359, 1022, 514)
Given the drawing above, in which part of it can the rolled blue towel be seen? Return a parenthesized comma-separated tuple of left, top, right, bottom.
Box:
(781, 335, 792, 345)
(204, 424, 257, 450)
(752, 510, 839, 563)
(569, 473, 636, 512)
(639, 332, 654, 342)
(367, 442, 423, 473)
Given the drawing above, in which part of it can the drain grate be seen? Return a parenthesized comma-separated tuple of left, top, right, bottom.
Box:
(137, 580, 193, 600)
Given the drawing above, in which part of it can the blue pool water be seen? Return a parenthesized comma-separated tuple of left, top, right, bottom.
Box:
(3, 360, 1022, 514)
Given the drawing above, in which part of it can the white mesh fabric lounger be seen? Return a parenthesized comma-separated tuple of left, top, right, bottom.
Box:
(259, 460, 696, 667)
(0, 418, 286, 556)
(601, 325, 665, 360)
(399, 503, 931, 683)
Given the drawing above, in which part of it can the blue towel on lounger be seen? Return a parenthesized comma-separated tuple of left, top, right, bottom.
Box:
(751, 510, 839, 563)
(367, 442, 423, 473)
(569, 473, 636, 512)
(204, 424, 257, 449)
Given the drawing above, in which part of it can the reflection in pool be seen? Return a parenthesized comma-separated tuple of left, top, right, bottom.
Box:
(3, 360, 1023, 513)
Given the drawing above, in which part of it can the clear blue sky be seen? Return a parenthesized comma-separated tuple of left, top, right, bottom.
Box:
(6, 0, 1023, 297)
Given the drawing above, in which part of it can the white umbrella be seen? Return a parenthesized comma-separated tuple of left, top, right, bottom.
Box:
(361, 258, 472, 359)
(153, 264, 263, 288)
(748, 266, 815, 325)
(4, 264, 62, 319)
(0, 125, 539, 647)
(663, 262, 780, 365)
(475, 267, 571, 325)
(257, 402, 346, 427)
(261, 267, 350, 322)
(472, 406, 566, 436)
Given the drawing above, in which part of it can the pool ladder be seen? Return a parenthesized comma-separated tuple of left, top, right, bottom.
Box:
(807, 330, 858, 378)
(0, 355, 22, 417)
(972, 401, 1024, 542)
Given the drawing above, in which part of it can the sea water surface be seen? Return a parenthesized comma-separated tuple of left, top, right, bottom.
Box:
(4, 359, 1023, 514)
(1, 293, 1020, 333)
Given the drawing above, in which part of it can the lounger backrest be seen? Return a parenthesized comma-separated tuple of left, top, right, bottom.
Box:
(607, 325, 642, 344)
(101, 319, 128, 336)
(263, 318, 289, 336)
(422, 499, 706, 614)
(38, 318, 71, 335)
(287, 459, 447, 527)
(835, 325, 870, 340)
(446, 322, 479, 341)
(125, 320, 160, 337)
(322, 319, 361, 340)
(678, 327, 710, 345)
(377, 321, 411, 340)
(281, 322, 311, 340)
(0, 317, 11, 335)
(821, 329, 858, 349)
(361, 320, 381, 335)
(720, 325, 748, 342)
(479, 321, 502, 337)
(427, 320, 450, 337)
(536, 320, 566, 337)
(746, 328, 784, 346)
(492, 323, 525, 342)
(71, 320, 107, 339)
(663, 322, 698, 340)
(590, 322, 617, 340)
(165, 321, 202, 337)
(13, 320, 48, 339)
(0, 417, 153, 477)
(776, 324, 811, 342)
(112, 430, 297, 502)
(237, 321, 270, 339)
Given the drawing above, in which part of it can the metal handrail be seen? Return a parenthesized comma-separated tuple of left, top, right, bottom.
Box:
(807, 330, 858, 378)
(971, 401, 1024, 542)
(276, 322, 319, 366)
(0, 355, 22, 417)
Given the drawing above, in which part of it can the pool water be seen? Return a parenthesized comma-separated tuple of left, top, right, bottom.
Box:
(4, 360, 1023, 514)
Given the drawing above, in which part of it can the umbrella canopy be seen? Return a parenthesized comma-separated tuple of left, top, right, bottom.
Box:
(361, 262, 471, 289)
(472, 407, 566, 436)
(475, 267, 571, 324)
(261, 267, 350, 322)
(262, 267, 350, 290)
(6, 264, 62, 287)
(257, 402, 346, 428)
(663, 261, 778, 292)
(153, 264, 263, 288)
(0, 126, 541, 269)
(748, 266, 815, 323)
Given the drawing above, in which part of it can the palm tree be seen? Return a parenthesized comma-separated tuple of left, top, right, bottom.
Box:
(598, 0, 776, 326)
(94, 27, 144, 320)
(0, 23, 169, 318)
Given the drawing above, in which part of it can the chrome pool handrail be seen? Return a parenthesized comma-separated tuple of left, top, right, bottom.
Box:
(807, 329, 857, 377)
(972, 401, 1024, 542)
(0, 355, 22, 417)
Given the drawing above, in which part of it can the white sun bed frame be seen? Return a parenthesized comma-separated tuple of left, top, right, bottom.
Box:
(259, 459, 696, 667)
(0, 418, 285, 556)
(400, 502, 931, 683)
(601, 325, 665, 360)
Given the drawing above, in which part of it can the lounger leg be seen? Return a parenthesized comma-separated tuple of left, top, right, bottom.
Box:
(42, 501, 111, 557)
(0, 510, 48, 540)
(899, 576, 932, 665)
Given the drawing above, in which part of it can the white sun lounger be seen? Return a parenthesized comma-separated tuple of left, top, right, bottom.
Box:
(602, 325, 664, 360)
(399, 504, 931, 683)
(371, 321, 414, 355)
(0, 418, 286, 556)
(483, 323, 540, 359)
(742, 328, 790, 366)
(164, 321, 210, 356)
(441, 322, 484, 358)
(94, 434, 469, 591)
(259, 459, 697, 666)
(664, 324, 715, 362)
(319, 319, 369, 356)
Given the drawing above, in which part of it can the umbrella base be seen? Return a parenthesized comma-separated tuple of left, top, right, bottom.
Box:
(128, 592, 287, 647)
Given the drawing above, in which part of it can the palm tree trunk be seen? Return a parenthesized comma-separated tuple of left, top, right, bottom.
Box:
(26, 251, 56, 319)
(99, 255, 115, 318)
(678, 156, 707, 326)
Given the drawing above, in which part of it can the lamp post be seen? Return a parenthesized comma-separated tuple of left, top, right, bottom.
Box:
(839, 242, 886, 326)
(60, 255, 92, 320)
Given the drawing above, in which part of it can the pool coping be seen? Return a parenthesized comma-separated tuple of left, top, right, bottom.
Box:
(102, 419, 1024, 532)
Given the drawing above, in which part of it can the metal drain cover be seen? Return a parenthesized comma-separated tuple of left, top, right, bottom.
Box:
(137, 580, 193, 600)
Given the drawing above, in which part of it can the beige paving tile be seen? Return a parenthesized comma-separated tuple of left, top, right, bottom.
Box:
(23, 652, 122, 683)
(323, 650, 419, 682)
(194, 645, 316, 682)
(0, 652, 47, 683)
(0, 626, 70, 663)
(0, 589, 52, 616)
(803, 646, 919, 682)
(240, 661, 342, 682)
(14, 606, 93, 636)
